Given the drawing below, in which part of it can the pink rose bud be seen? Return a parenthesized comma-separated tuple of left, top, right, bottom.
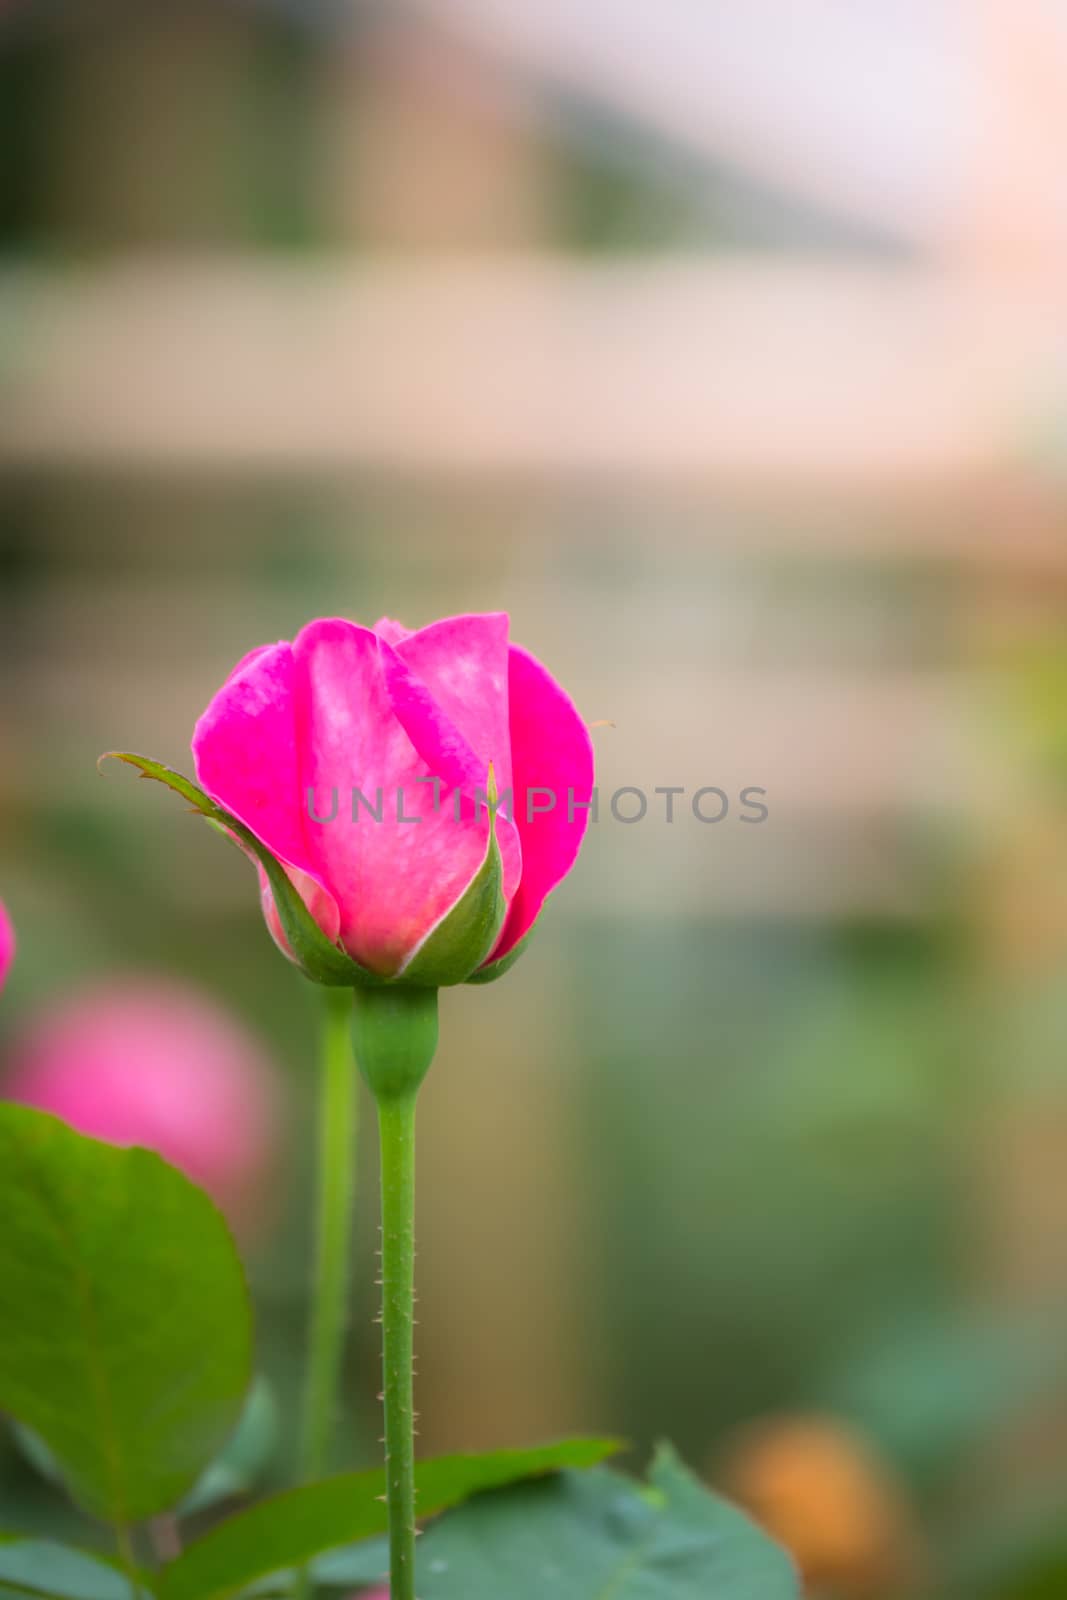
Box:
(192, 613, 594, 984)
(0, 898, 14, 993)
(2, 979, 283, 1237)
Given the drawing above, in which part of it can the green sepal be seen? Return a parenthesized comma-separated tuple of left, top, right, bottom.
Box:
(100, 753, 386, 990)
(399, 770, 507, 987)
(465, 925, 534, 985)
(351, 985, 439, 1104)
(466, 835, 567, 984)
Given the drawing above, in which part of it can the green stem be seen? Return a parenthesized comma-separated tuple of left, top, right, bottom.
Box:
(294, 987, 358, 1599)
(300, 988, 358, 1477)
(350, 984, 438, 1600)
(377, 1092, 419, 1600)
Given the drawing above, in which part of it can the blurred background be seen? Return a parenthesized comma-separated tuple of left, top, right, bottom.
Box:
(4, 2, 1067, 1595)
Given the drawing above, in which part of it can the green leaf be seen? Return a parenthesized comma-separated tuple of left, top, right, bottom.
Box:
(207, 1539, 392, 1598)
(12, 1378, 277, 1520)
(0, 1538, 148, 1600)
(180, 1377, 279, 1515)
(412, 1443, 799, 1599)
(99, 754, 384, 990)
(159, 1437, 621, 1600)
(400, 775, 506, 987)
(308, 1536, 390, 1588)
(0, 1105, 252, 1524)
(9, 1420, 68, 1494)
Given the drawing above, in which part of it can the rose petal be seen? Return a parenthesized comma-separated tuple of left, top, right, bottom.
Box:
(372, 616, 413, 646)
(193, 644, 340, 934)
(0, 897, 14, 993)
(223, 642, 276, 686)
(382, 617, 521, 902)
(194, 642, 311, 872)
(486, 643, 595, 962)
(393, 614, 513, 800)
(294, 619, 503, 975)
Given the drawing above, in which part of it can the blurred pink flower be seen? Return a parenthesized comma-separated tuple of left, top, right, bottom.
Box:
(2, 979, 283, 1236)
(0, 898, 14, 993)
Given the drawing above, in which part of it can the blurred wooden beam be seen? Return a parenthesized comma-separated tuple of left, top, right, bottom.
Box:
(2, 257, 1067, 544)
